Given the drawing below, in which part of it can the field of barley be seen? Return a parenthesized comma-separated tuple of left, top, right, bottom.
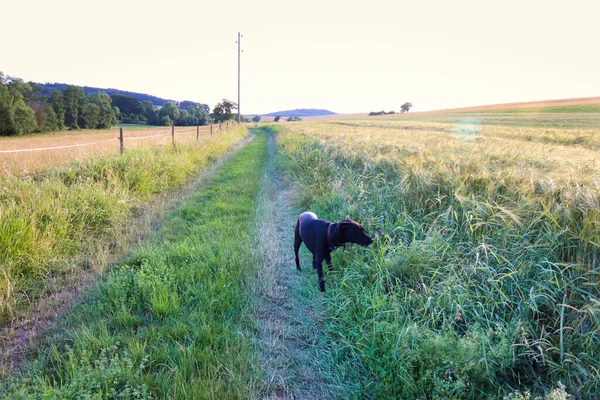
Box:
(276, 112, 600, 398)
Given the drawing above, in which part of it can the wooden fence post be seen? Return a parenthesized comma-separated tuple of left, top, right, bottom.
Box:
(171, 124, 175, 146)
(196, 125, 199, 140)
(210, 125, 213, 135)
(219, 123, 222, 131)
(119, 127, 124, 154)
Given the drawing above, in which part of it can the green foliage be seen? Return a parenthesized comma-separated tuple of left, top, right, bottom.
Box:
(211, 99, 237, 123)
(158, 102, 179, 125)
(369, 110, 396, 116)
(48, 91, 66, 130)
(3, 130, 266, 398)
(78, 101, 101, 128)
(88, 92, 118, 128)
(0, 72, 211, 135)
(252, 115, 261, 122)
(286, 116, 302, 121)
(274, 115, 281, 122)
(276, 125, 598, 399)
(0, 127, 248, 320)
(29, 102, 61, 132)
(110, 93, 145, 116)
(62, 85, 86, 129)
(0, 76, 38, 135)
(401, 101, 413, 113)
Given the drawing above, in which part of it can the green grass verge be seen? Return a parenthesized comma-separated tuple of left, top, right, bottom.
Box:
(0, 128, 247, 321)
(2, 133, 268, 398)
(276, 131, 593, 399)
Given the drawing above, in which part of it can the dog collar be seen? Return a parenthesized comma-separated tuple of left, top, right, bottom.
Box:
(327, 223, 344, 251)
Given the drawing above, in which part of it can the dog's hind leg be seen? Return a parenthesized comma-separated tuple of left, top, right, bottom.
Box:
(294, 219, 302, 271)
(314, 255, 326, 292)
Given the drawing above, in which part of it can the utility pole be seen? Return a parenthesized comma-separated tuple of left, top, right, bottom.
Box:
(237, 32, 242, 125)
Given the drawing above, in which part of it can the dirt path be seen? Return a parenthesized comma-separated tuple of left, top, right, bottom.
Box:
(253, 130, 338, 399)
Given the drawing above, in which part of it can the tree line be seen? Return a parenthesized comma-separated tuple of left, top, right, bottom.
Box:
(0, 72, 241, 136)
(368, 102, 413, 116)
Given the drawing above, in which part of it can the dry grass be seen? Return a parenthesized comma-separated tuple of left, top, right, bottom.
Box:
(0, 125, 228, 176)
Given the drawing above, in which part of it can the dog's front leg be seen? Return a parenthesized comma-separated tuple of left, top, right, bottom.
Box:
(325, 252, 333, 271)
(314, 254, 326, 292)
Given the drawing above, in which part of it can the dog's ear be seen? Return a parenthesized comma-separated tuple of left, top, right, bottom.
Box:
(339, 220, 352, 231)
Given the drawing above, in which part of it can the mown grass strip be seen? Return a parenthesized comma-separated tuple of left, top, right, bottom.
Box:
(2, 133, 267, 398)
(252, 125, 345, 399)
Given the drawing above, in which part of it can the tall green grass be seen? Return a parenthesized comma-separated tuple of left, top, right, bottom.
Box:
(276, 122, 598, 399)
(0, 128, 247, 321)
(2, 132, 268, 398)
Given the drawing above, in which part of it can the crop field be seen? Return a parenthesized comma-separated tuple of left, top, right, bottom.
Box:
(276, 113, 600, 398)
(1, 110, 599, 399)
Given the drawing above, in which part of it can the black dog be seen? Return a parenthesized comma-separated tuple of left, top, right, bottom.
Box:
(294, 212, 374, 292)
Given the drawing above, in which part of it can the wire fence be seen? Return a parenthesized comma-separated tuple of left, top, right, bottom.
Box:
(0, 123, 227, 155)
(0, 122, 233, 176)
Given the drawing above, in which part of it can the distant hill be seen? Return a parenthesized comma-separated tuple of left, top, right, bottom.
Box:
(37, 83, 175, 107)
(263, 108, 336, 117)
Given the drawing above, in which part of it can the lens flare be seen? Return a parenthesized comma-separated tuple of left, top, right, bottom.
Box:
(454, 118, 482, 139)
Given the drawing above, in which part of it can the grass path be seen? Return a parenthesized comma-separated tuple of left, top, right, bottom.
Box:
(252, 128, 341, 399)
(3, 127, 344, 398)
(3, 132, 267, 398)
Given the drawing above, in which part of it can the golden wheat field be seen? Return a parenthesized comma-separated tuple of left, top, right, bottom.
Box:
(409, 96, 600, 114)
(289, 116, 600, 181)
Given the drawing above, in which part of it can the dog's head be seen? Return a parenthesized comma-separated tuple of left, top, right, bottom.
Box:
(340, 220, 374, 247)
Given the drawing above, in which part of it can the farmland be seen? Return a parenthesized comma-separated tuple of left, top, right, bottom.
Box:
(0, 125, 247, 368)
(275, 111, 600, 398)
(1, 107, 599, 399)
(0, 124, 229, 176)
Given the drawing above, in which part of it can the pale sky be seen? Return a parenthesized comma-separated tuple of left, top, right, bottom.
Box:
(2, 0, 599, 114)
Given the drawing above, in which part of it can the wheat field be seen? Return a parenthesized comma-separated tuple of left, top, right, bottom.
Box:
(276, 112, 600, 398)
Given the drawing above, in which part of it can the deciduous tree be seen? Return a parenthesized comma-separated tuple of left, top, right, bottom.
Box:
(62, 85, 86, 129)
(211, 99, 237, 123)
(0, 73, 38, 135)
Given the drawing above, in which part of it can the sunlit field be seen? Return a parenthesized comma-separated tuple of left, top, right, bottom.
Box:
(0, 124, 231, 177)
(0, 125, 247, 328)
(277, 112, 600, 398)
